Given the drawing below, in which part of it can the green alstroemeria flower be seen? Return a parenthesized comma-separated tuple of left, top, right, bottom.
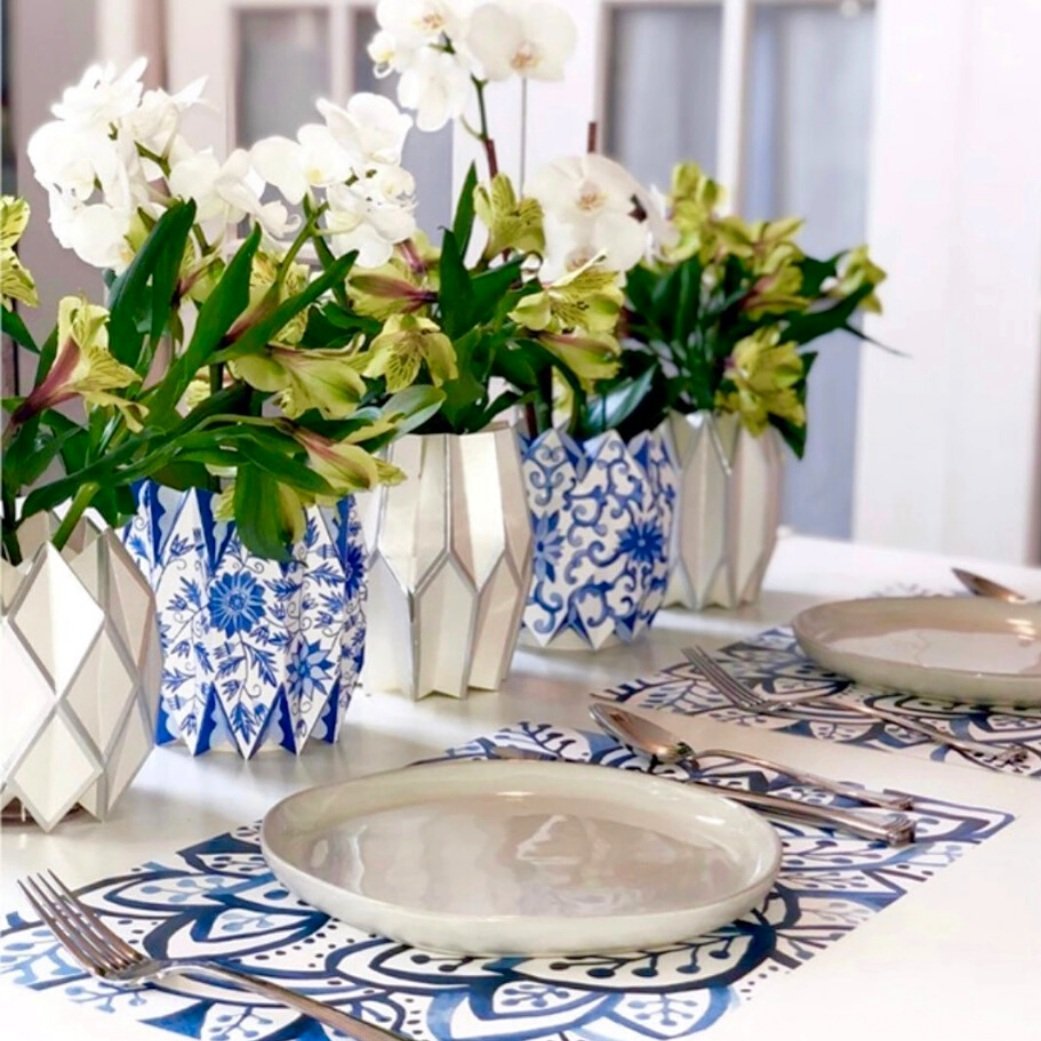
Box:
(294, 428, 405, 496)
(836, 245, 886, 314)
(715, 215, 804, 276)
(538, 330, 622, 387)
(743, 261, 808, 319)
(665, 162, 725, 262)
(510, 263, 624, 336)
(474, 173, 545, 258)
(231, 340, 369, 420)
(715, 328, 806, 435)
(1, 195, 39, 309)
(362, 314, 458, 392)
(245, 250, 311, 344)
(12, 296, 142, 428)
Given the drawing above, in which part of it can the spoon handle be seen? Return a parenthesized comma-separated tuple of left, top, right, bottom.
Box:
(697, 748, 913, 810)
(683, 781, 916, 845)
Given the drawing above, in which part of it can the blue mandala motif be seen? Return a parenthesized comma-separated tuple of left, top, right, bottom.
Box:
(602, 628, 1041, 777)
(522, 429, 678, 649)
(209, 572, 266, 637)
(121, 482, 367, 757)
(0, 723, 1014, 1041)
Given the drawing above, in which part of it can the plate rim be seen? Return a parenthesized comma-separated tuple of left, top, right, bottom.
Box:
(792, 596, 1041, 685)
(260, 758, 783, 934)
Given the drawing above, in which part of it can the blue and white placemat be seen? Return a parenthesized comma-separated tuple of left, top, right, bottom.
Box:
(603, 628, 1041, 776)
(1, 722, 1013, 1041)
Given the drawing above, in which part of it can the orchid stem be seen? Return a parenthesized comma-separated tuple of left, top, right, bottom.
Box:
(471, 77, 499, 179)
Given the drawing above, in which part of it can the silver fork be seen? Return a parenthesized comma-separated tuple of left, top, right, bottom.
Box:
(18, 872, 409, 1041)
(683, 645, 1029, 769)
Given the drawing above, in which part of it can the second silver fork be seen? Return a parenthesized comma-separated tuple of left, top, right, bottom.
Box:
(684, 645, 1029, 769)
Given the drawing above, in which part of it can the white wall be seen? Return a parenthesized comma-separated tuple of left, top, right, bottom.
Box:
(854, 0, 1041, 564)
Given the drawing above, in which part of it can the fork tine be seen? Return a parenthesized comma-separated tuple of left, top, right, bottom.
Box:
(46, 871, 142, 964)
(18, 878, 107, 975)
(686, 646, 761, 710)
(28, 875, 127, 971)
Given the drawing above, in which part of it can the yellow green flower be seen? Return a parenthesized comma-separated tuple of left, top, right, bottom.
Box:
(1, 195, 39, 309)
(231, 340, 369, 419)
(348, 268, 437, 320)
(294, 428, 405, 496)
(13, 296, 143, 428)
(474, 173, 545, 258)
(715, 215, 804, 275)
(836, 245, 886, 314)
(715, 328, 806, 435)
(666, 162, 724, 262)
(245, 250, 311, 345)
(743, 262, 807, 318)
(510, 262, 624, 336)
(538, 330, 622, 387)
(361, 314, 458, 392)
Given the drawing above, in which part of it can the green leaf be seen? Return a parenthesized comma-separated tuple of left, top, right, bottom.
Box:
(452, 162, 479, 257)
(212, 250, 358, 362)
(675, 257, 702, 344)
(147, 460, 219, 490)
(470, 259, 522, 325)
(145, 229, 261, 421)
(1, 307, 39, 352)
(107, 200, 196, 368)
(437, 230, 474, 339)
(233, 465, 293, 561)
(236, 436, 336, 497)
(579, 366, 656, 439)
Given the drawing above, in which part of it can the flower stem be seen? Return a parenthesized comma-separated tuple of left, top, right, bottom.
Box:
(471, 77, 499, 179)
(51, 481, 99, 553)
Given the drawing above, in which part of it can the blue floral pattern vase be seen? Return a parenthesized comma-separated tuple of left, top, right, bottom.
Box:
(521, 429, 677, 650)
(122, 483, 366, 757)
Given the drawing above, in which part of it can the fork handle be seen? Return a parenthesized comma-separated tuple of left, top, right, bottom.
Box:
(821, 700, 1020, 762)
(684, 780, 916, 845)
(164, 962, 410, 1041)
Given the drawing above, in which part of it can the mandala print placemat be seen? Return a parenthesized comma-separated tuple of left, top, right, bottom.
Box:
(602, 628, 1041, 777)
(0, 723, 1013, 1041)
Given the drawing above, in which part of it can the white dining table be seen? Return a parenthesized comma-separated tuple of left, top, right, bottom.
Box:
(2, 532, 1040, 1041)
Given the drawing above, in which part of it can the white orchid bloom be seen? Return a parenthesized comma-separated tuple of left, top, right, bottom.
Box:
(540, 211, 647, 282)
(317, 94, 412, 168)
(50, 57, 147, 128)
(365, 163, 417, 205)
(367, 29, 413, 77)
(375, 0, 474, 46)
(251, 124, 355, 206)
(121, 78, 207, 158)
(396, 48, 472, 132)
(27, 121, 124, 201)
(468, 0, 576, 81)
(528, 154, 644, 230)
(48, 193, 136, 272)
(325, 183, 415, 268)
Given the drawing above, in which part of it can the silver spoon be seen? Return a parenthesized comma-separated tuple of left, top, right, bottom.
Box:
(589, 702, 914, 810)
(952, 567, 1031, 604)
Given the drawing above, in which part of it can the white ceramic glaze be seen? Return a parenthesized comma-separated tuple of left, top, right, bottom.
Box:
(261, 760, 781, 956)
(794, 598, 1041, 706)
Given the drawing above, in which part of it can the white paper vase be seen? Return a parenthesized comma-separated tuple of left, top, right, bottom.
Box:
(361, 427, 533, 699)
(664, 410, 784, 610)
(123, 483, 366, 757)
(522, 428, 678, 651)
(1, 513, 160, 832)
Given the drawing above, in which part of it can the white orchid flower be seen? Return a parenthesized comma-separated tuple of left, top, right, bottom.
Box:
(540, 211, 647, 282)
(121, 78, 207, 158)
(50, 57, 147, 128)
(528, 154, 644, 230)
(375, 0, 474, 46)
(317, 94, 412, 168)
(396, 48, 472, 132)
(365, 163, 417, 205)
(48, 193, 136, 272)
(250, 124, 355, 206)
(368, 29, 414, 77)
(325, 183, 415, 268)
(468, 0, 576, 81)
(27, 121, 125, 201)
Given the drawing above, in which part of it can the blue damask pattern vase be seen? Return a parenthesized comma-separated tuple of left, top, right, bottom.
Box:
(521, 429, 677, 650)
(122, 482, 366, 757)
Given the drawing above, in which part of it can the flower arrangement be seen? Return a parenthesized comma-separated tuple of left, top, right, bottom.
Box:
(616, 163, 887, 456)
(2, 61, 443, 567)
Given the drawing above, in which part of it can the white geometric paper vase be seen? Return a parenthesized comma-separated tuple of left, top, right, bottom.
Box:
(123, 483, 366, 757)
(522, 428, 677, 651)
(1, 514, 160, 831)
(361, 427, 533, 699)
(664, 410, 784, 609)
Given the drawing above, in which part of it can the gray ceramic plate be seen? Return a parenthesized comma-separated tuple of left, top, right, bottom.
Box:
(793, 597, 1041, 706)
(261, 759, 781, 957)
